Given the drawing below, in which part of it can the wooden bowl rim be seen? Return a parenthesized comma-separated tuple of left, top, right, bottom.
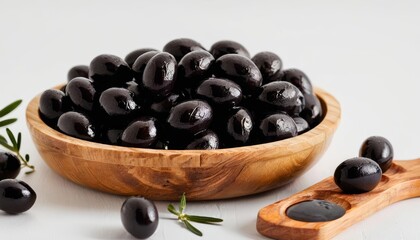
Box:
(26, 85, 340, 160)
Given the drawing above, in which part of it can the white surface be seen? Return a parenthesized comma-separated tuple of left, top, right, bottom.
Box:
(0, 0, 419, 239)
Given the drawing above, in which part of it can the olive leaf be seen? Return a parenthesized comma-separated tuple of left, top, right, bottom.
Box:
(0, 100, 22, 118)
(167, 193, 223, 237)
(0, 118, 17, 127)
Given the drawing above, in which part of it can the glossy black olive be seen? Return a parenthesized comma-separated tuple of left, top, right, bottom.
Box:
(132, 51, 160, 83)
(300, 93, 323, 127)
(121, 117, 158, 148)
(334, 157, 382, 193)
(167, 100, 213, 135)
(163, 38, 205, 61)
(150, 92, 186, 117)
(178, 50, 215, 88)
(67, 65, 89, 82)
(257, 81, 305, 115)
(186, 130, 219, 150)
(125, 48, 157, 67)
(89, 54, 132, 89)
(99, 88, 139, 118)
(258, 113, 298, 142)
(120, 196, 158, 239)
(0, 152, 20, 180)
(142, 52, 177, 98)
(251, 51, 282, 83)
(281, 69, 313, 94)
(210, 40, 250, 59)
(57, 111, 96, 140)
(225, 107, 253, 145)
(293, 116, 310, 134)
(196, 78, 242, 109)
(39, 89, 70, 122)
(66, 77, 96, 112)
(0, 179, 36, 214)
(213, 54, 262, 93)
(359, 136, 394, 173)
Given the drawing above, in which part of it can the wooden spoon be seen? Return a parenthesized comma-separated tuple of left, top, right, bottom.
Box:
(257, 158, 420, 240)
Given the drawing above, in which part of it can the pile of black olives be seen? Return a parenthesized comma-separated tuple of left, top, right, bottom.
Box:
(334, 136, 394, 193)
(39, 38, 323, 149)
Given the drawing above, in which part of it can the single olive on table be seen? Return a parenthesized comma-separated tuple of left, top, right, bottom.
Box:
(121, 196, 159, 239)
(0, 179, 37, 214)
(40, 38, 324, 149)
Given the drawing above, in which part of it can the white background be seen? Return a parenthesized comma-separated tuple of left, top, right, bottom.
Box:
(0, 0, 419, 239)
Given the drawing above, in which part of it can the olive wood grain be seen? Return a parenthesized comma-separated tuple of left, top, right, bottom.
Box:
(26, 85, 340, 200)
(257, 158, 420, 240)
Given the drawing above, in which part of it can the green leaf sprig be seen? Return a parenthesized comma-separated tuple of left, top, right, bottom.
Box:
(168, 193, 223, 237)
(0, 100, 35, 174)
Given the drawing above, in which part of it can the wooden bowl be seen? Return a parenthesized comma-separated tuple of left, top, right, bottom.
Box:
(26, 86, 340, 200)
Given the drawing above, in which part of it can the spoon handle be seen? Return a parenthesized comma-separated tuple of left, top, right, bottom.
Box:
(256, 158, 420, 240)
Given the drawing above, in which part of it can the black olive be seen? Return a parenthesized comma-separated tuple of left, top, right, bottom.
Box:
(359, 136, 394, 173)
(142, 52, 177, 98)
(121, 117, 158, 148)
(186, 130, 219, 150)
(132, 51, 160, 83)
(0, 179, 36, 214)
(89, 54, 132, 89)
(57, 111, 96, 140)
(196, 78, 243, 109)
(213, 54, 262, 93)
(150, 92, 186, 118)
(163, 38, 205, 61)
(300, 93, 323, 127)
(251, 51, 282, 83)
(257, 81, 305, 115)
(39, 89, 70, 122)
(293, 116, 310, 134)
(66, 77, 96, 112)
(167, 100, 213, 135)
(120, 196, 158, 239)
(67, 65, 89, 82)
(0, 152, 21, 180)
(210, 40, 250, 59)
(178, 50, 215, 88)
(124, 48, 157, 67)
(225, 107, 253, 145)
(258, 113, 298, 142)
(99, 87, 139, 118)
(281, 69, 313, 94)
(334, 157, 382, 193)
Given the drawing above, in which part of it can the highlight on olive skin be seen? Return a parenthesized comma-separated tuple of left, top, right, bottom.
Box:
(39, 38, 324, 149)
